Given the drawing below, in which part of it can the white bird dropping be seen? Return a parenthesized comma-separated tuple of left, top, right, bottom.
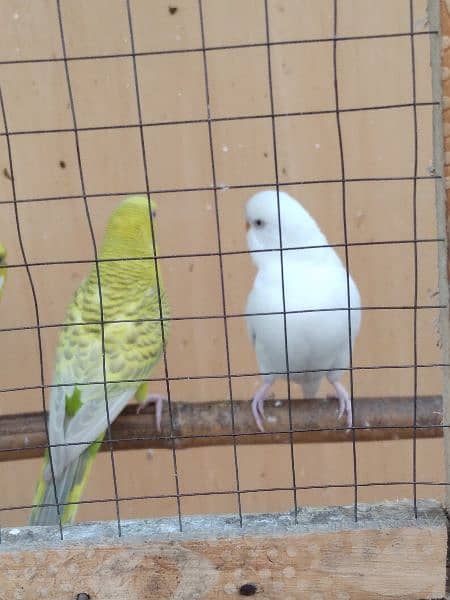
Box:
(245, 190, 361, 431)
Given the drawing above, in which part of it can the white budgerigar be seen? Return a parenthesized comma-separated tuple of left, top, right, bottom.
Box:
(245, 190, 361, 431)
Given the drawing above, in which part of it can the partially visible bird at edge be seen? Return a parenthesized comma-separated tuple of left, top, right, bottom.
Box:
(29, 195, 169, 525)
(245, 190, 361, 432)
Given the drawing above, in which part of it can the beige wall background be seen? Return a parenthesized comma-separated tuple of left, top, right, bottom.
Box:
(0, 0, 445, 526)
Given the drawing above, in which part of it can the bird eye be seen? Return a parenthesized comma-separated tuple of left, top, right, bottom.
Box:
(151, 209, 157, 219)
(254, 219, 263, 227)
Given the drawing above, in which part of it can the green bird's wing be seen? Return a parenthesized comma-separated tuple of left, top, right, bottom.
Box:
(45, 283, 166, 481)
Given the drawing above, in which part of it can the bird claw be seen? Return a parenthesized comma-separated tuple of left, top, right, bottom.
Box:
(339, 396, 353, 429)
(252, 396, 265, 432)
(251, 382, 273, 432)
(335, 385, 353, 429)
(337, 398, 345, 421)
(137, 394, 166, 432)
(341, 407, 353, 429)
(328, 389, 353, 429)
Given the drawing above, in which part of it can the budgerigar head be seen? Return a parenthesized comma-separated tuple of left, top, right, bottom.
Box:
(245, 190, 326, 261)
(100, 195, 158, 260)
(0, 243, 6, 264)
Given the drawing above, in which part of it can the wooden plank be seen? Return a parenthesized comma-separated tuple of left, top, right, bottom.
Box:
(0, 500, 446, 599)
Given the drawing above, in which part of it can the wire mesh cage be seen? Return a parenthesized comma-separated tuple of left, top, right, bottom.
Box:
(0, 0, 448, 597)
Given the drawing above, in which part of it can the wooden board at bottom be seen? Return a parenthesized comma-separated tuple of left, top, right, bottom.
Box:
(0, 500, 446, 600)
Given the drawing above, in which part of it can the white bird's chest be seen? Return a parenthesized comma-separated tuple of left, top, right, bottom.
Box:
(246, 256, 361, 376)
(248, 258, 351, 312)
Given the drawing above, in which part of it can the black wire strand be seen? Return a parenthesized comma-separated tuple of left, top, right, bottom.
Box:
(0, 100, 438, 138)
(0, 478, 448, 518)
(197, 0, 244, 526)
(55, 0, 122, 535)
(0, 362, 448, 398)
(0, 416, 447, 461)
(263, 0, 299, 521)
(0, 303, 444, 337)
(0, 236, 445, 270)
(409, 0, 419, 519)
(0, 87, 64, 541)
(0, 29, 437, 67)
(0, 174, 440, 206)
(332, 0, 359, 521)
(124, 0, 183, 532)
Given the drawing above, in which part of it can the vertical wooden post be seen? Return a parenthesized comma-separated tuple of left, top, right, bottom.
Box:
(437, 0, 450, 508)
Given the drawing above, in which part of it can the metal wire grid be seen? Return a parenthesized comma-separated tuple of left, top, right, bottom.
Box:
(0, 0, 445, 539)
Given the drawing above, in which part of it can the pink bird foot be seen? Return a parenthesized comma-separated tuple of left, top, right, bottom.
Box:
(137, 394, 166, 431)
(251, 382, 273, 432)
(331, 381, 353, 428)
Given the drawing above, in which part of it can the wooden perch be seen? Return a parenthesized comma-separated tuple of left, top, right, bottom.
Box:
(0, 395, 443, 462)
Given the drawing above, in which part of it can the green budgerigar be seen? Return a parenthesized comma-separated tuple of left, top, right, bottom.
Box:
(0, 243, 7, 301)
(30, 196, 169, 526)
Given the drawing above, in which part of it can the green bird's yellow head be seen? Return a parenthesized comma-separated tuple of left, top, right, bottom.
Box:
(0, 243, 6, 264)
(100, 195, 158, 260)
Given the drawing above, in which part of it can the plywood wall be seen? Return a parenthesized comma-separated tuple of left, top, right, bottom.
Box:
(0, 0, 445, 526)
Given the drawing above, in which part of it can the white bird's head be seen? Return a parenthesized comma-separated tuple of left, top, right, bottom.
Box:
(245, 190, 327, 266)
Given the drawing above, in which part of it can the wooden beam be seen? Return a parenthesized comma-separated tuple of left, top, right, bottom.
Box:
(0, 395, 443, 461)
(0, 500, 445, 599)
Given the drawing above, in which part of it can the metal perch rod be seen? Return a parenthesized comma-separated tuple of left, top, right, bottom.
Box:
(0, 396, 443, 462)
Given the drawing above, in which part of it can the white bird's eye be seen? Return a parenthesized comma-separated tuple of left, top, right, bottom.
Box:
(254, 219, 263, 227)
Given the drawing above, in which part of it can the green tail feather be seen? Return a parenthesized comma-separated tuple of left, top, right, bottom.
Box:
(29, 433, 104, 526)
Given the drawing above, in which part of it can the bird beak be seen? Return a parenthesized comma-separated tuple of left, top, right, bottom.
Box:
(246, 221, 250, 232)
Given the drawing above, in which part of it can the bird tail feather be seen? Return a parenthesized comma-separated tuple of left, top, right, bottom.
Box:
(29, 434, 104, 526)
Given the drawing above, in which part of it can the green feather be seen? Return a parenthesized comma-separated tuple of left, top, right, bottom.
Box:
(65, 387, 82, 418)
